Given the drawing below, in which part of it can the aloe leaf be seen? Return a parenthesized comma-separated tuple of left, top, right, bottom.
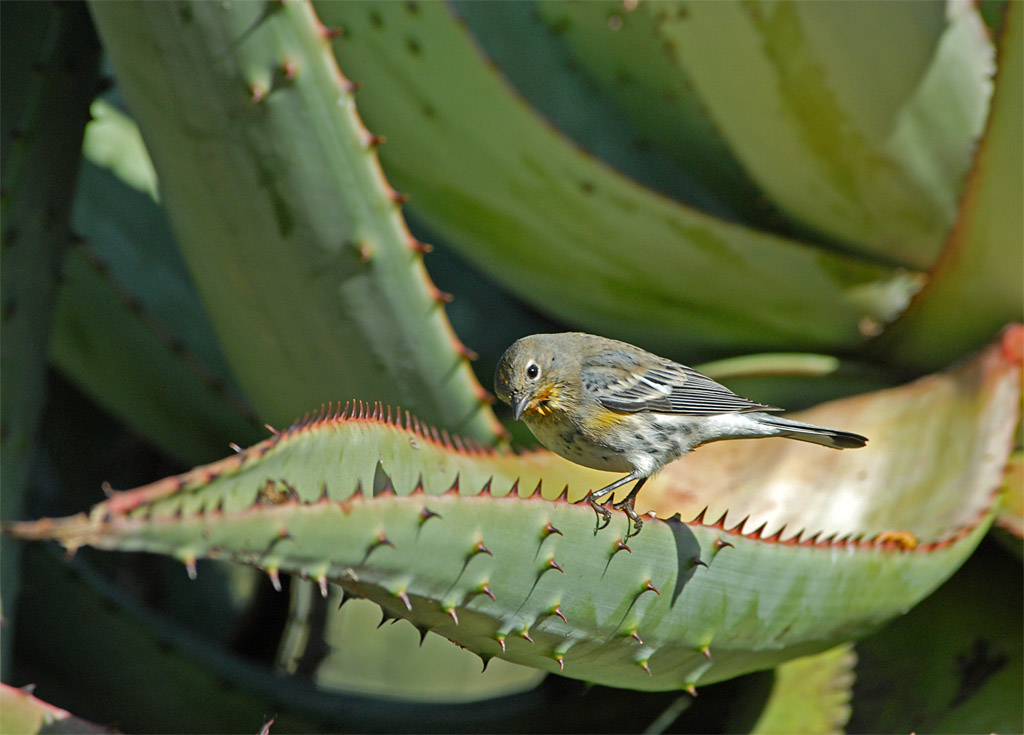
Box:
(750, 644, 855, 735)
(531, 1, 787, 223)
(0, 0, 102, 677)
(86, 0, 500, 440)
(280, 585, 544, 701)
(871, 2, 1023, 372)
(657, 0, 993, 268)
(10, 329, 1019, 691)
(319, 1, 919, 359)
(452, 1, 742, 222)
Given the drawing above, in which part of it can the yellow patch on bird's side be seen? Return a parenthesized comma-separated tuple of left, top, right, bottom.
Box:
(579, 405, 630, 439)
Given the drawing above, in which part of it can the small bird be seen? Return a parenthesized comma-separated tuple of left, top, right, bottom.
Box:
(494, 332, 867, 538)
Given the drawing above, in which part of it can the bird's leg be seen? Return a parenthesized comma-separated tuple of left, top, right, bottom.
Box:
(613, 477, 648, 539)
(589, 472, 642, 535)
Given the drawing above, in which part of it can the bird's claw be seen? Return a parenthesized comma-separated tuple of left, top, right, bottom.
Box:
(614, 497, 644, 539)
(589, 495, 612, 534)
(590, 493, 644, 538)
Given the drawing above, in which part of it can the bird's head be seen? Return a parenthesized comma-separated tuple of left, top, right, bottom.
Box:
(494, 334, 568, 421)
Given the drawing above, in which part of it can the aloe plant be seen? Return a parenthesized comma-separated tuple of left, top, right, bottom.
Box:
(2, 1, 1021, 732)
(11, 332, 1020, 692)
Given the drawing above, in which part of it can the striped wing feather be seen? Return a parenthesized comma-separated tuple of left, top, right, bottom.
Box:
(582, 356, 779, 416)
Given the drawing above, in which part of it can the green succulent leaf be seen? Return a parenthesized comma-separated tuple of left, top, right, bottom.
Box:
(531, 0, 803, 224)
(86, 0, 500, 439)
(872, 1, 1023, 372)
(750, 643, 855, 735)
(455, 1, 749, 222)
(319, 0, 921, 360)
(280, 584, 544, 702)
(655, 0, 994, 268)
(10, 330, 1020, 691)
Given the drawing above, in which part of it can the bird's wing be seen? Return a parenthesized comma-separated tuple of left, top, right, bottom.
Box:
(581, 353, 778, 415)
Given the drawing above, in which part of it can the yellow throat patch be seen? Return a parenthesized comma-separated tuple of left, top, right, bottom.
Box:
(526, 383, 560, 417)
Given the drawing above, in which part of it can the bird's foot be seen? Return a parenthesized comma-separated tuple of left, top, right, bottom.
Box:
(613, 496, 644, 539)
(589, 494, 612, 534)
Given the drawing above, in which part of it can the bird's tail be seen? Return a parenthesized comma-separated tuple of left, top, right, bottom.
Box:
(751, 413, 868, 449)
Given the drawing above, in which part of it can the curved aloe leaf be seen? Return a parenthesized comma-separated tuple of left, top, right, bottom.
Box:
(86, 0, 500, 440)
(872, 2, 1023, 372)
(531, 1, 801, 223)
(750, 644, 855, 735)
(654, 0, 993, 268)
(280, 586, 544, 701)
(452, 1, 746, 222)
(319, 1, 919, 359)
(10, 329, 1019, 692)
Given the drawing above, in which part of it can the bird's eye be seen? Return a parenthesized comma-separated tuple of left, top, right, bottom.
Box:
(525, 362, 540, 380)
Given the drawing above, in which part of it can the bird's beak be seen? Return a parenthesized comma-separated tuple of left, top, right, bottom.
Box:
(512, 394, 530, 421)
